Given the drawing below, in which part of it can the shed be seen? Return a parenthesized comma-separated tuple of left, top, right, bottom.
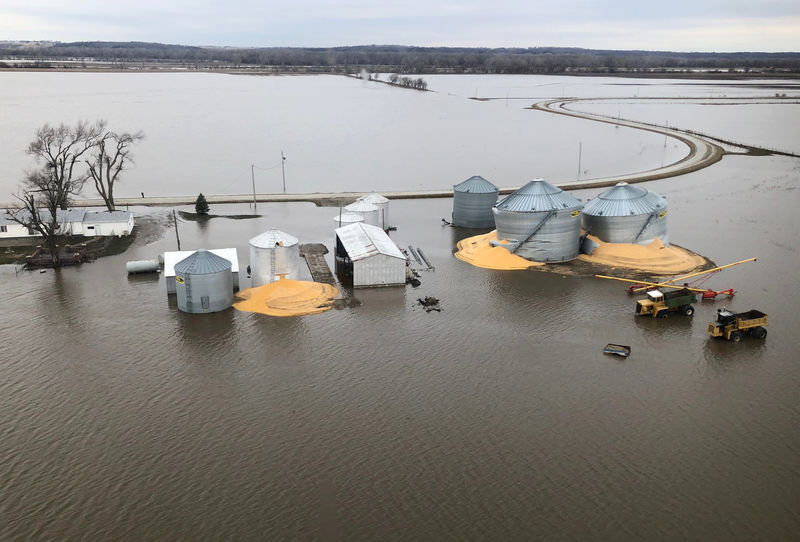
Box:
(334, 223, 406, 288)
(164, 248, 239, 294)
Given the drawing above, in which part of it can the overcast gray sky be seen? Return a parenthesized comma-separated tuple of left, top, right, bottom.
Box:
(1, 0, 798, 52)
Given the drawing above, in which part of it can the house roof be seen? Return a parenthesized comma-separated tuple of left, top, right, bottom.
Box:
(1, 208, 132, 225)
(335, 222, 405, 261)
(84, 210, 134, 223)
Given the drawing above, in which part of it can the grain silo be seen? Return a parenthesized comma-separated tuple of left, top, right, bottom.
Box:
(249, 229, 300, 286)
(452, 175, 498, 228)
(332, 212, 365, 226)
(174, 250, 234, 313)
(581, 182, 668, 245)
(357, 193, 390, 229)
(344, 200, 380, 227)
(493, 178, 583, 262)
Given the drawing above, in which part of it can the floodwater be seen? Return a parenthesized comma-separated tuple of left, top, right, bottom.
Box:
(1, 75, 800, 540)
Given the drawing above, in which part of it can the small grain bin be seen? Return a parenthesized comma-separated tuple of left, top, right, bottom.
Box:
(582, 182, 668, 245)
(249, 229, 300, 286)
(163, 248, 240, 294)
(344, 200, 380, 227)
(452, 175, 499, 228)
(332, 212, 365, 226)
(174, 250, 234, 314)
(335, 222, 406, 287)
(493, 178, 583, 262)
(357, 193, 390, 229)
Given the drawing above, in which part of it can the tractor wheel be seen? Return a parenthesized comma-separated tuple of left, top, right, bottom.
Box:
(751, 326, 767, 339)
(682, 305, 695, 316)
(730, 330, 743, 342)
(657, 310, 669, 318)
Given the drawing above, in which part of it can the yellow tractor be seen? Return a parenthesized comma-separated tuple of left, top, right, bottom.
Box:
(707, 309, 768, 342)
(635, 288, 696, 318)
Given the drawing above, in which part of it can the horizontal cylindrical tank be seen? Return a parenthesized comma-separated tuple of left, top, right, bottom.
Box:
(453, 175, 498, 228)
(249, 229, 300, 286)
(344, 200, 380, 227)
(332, 212, 365, 226)
(581, 182, 668, 245)
(126, 259, 159, 274)
(174, 250, 234, 314)
(357, 193, 390, 229)
(493, 178, 583, 262)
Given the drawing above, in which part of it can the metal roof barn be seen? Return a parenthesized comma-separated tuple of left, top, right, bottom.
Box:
(332, 212, 365, 226)
(493, 178, 583, 262)
(249, 229, 300, 287)
(174, 250, 234, 314)
(334, 223, 406, 288)
(357, 193, 391, 229)
(163, 248, 239, 294)
(582, 182, 669, 245)
(452, 175, 498, 228)
(343, 200, 380, 227)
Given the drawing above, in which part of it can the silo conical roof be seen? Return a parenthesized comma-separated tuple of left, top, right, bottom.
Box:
(332, 212, 365, 223)
(249, 229, 299, 248)
(174, 250, 232, 275)
(344, 200, 380, 212)
(454, 175, 498, 194)
(357, 193, 389, 204)
(582, 182, 666, 216)
(495, 178, 581, 212)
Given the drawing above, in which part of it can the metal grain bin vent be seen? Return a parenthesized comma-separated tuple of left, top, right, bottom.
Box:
(249, 229, 300, 287)
(174, 250, 234, 314)
(493, 178, 583, 262)
(452, 175, 499, 228)
(582, 182, 668, 245)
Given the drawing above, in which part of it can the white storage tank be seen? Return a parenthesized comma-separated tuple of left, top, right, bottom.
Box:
(357, 193, 390, 229)
(344, 200, 380, 227)
(452, 175, 498, 228)
(582, 182, 668, 245)
(249, 229, 300, 286)
(332, 212, 366, 226)
(493, 178, 583, 262)
(174, 250, 234, 314)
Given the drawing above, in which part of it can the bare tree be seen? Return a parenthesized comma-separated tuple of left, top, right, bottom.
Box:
(26, 120, 106, 210)
(6, 169, 66, 267)
(85, 130, 145, 211)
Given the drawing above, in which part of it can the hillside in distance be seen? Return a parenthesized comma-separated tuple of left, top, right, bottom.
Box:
(2, 41, 799, 76)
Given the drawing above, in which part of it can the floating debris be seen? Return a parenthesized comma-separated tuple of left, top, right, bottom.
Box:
(416, 296, 441, 312)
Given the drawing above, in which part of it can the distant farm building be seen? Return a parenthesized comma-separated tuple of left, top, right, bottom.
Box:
(0, 208, 134, 239)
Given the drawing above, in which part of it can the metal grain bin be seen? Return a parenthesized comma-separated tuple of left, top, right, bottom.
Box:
(344, 200, 380, 227)
(493, 178, 583, 262)
(332, 212, 365, 226)
(249, 229, 300, 286)
(452, 175, 498, 228)
(174, 250, 234, 314)
(582, 182, 668, 245)
(357, 193, 390, 229)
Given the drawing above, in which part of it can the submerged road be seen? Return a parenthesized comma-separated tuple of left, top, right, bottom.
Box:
(2, 97, 728, 209)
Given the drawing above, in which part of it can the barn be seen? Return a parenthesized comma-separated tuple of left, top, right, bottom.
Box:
(334, 223, 406, 288)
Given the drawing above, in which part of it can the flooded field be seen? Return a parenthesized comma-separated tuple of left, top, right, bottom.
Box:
(1, 75, 799, 540)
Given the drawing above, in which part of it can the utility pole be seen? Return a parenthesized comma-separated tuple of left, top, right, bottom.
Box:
(281, 151, 286, 194)
(173, 209, 181, 251)
(251, 164, 257, 205)
(577, 141, 582, 179)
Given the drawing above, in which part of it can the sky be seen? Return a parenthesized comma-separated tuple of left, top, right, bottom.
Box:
(1, 0, 799, 53)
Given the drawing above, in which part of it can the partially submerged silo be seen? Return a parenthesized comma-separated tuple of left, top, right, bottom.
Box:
(582, 182, 668, 245)
(493, 178, 583, 262)
(357, 193, 390, 229)
(452, 175, 498, 228)
(174, 250, 234, 314)
(344, 200, 380, 227)
(332, 212, 365, 226)
(249, 229, 300, 286)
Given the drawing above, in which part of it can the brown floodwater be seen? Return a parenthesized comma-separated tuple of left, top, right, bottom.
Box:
(1, 154, 799, 539)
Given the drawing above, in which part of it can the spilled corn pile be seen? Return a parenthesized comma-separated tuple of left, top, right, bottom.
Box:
(578, 235, 707, 275)
(455, 231, 542, 270)
(233, 278, 339, 317)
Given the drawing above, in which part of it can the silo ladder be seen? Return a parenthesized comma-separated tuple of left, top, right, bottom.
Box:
(511, 210, 555, 254)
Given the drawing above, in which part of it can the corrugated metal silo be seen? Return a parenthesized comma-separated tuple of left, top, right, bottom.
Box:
(582, 182, 668, 245)
(344, 201, 380, 227)
(357, 193, 390, 229)
(174, 250, 234, 313)
(332, 212, 365, 226)
(493, 178, 583, 262)
(452, 175, 498, 228)
(249, 229, 300, 286)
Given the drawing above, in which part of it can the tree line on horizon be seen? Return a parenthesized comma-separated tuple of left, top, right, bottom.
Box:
(2, 41, 800, 74)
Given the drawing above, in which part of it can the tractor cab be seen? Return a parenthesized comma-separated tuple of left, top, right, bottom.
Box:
(646, 290, 664, 303)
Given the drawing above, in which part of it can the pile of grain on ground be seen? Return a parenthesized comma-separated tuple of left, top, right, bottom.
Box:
(578, 234, 707, 275)
(455, 231, 542, 270)
(233, 278, 339, 317)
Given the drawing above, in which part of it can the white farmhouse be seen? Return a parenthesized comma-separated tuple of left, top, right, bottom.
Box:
(0, 209, 135, 239)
